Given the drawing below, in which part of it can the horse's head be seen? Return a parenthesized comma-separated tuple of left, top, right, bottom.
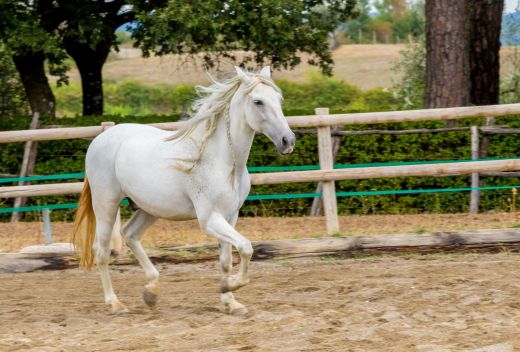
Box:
(234, 66, 295, 155)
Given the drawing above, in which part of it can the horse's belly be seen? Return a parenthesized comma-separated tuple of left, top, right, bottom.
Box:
(125, 184, 197, 220)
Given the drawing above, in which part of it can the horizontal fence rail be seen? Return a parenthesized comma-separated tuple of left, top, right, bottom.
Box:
(0, 159, 512, 184)
(249, 159, 520, 185)
(1, 104, 520, 144)
(286, 104, 520, 127)
(1, 185, 519, 214)
(2, 159, 519, 198)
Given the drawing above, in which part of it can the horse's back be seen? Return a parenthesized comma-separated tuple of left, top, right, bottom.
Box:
(87, 124, 170, 165)
(85, 124, 172, 198)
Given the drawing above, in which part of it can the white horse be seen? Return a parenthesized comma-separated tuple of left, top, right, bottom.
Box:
(72, 66, 295, 315)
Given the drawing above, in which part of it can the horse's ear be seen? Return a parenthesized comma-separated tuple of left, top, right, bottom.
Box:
(259, 66, 271, 78)
(235, 66, 253, 85)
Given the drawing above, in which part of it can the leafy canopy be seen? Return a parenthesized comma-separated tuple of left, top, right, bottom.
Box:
(132, 0, 357, 75)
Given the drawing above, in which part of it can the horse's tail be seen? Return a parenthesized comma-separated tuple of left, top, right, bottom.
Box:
(71, 177, 96, 270)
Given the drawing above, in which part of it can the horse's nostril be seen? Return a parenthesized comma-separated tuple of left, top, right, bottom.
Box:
(282, 136, 288, 147)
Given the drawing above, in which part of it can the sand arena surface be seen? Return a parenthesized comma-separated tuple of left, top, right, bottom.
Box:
(1, 253, 520, 351)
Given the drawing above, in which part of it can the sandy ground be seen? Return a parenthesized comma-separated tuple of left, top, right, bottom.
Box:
(1, 253, 520, 351)
(1, 212, 519, 253)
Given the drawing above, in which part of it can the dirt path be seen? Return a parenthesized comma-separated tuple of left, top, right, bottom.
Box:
(1, 253, 520, 351)
(1, 212, 519, 253)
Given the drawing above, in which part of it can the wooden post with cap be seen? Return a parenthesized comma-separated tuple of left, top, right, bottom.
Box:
(316, 107, 340, 235)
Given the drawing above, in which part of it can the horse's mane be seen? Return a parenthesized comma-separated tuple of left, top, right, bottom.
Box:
(168, 70, 280, 172)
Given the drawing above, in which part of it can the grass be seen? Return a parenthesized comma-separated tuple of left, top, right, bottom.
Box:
(414, 226, 429, 234)
(320, 255, 344, 263)
(57, 44, 405, 90)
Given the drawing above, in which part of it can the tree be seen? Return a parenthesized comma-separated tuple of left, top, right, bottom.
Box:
(4, 1, 356, 116)
(469, 0, 504, 106)
(425, 0, 470, 126)
(57, 0, 140, 116)
(425, 0, 505, 127)
(133, 1, 357, 76)
(340, 0, 424, 43)
(339, 0, 371, 43)
(0, 1, 68, 118)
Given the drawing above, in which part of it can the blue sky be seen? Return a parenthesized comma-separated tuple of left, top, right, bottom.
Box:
(405, 0, 518, 13)
(505, 0, 518, 13)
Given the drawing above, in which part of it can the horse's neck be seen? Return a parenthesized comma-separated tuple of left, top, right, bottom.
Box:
(202, 104, 255, 171)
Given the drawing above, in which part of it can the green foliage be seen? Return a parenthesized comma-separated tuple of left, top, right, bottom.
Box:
(391, 38, 426, 109)
(501, 46, 520, 104)
(340, 0, 424, 43)
(53, 75, 380, 117)
(133, 0, 358, 76)
(0, 1, 70, 85)
(54, 81, 198, 117)
(0, 44, 29, 116)
(116, 31, 133, 46)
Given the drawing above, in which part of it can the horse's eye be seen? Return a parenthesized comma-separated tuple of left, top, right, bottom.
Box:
(253, 99, 264, 106)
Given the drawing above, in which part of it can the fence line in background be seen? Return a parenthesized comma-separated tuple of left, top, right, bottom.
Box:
(2, 104, 520, 234)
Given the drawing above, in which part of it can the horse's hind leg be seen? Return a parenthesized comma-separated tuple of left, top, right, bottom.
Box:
(122, 209, 158, 307)
(92, 202, 127, 314)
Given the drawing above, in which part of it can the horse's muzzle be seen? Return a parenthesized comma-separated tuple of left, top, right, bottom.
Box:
(278, 132, 296, 155)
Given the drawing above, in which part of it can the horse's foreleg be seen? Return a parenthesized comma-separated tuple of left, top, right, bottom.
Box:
(204, 212, 252, 315)
(219, 241, 247, 315)
(122, 209, 158, 308)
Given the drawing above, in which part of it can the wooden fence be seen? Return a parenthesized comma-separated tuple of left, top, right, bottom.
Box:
(2, 103, 520, 235)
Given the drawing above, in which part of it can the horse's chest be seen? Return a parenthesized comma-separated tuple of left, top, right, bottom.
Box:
(189, 170, 249, 213)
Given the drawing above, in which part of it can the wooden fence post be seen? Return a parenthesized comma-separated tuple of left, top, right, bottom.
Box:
(311, 125, 342, 216)
(11, 112, 40, 222)
(101, 121, 115, 131)
(470, 126, 480, 213)
(316, 108, 340, 235)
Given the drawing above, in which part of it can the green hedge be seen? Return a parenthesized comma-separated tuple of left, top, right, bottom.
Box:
(2, 78, 520, 221)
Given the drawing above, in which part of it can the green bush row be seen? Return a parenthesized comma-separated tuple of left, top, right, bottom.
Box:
(2, 77, 520, 221)
(53, 73, 394, 117)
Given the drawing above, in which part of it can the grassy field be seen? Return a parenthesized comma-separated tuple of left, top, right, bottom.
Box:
(67, 44, 405, 90)
(60, 44, 518, 91)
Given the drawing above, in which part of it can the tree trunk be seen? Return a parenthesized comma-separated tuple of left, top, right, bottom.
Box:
(425, 0, 471, 126)
(63, 39, 111, 116)
(469, 0, 504, 106)
(12, 52, 55, 118)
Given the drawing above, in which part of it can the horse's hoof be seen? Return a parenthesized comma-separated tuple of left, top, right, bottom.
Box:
(229, 305, 248, 316)
(111, 300, 129, 314)
(222, 300, 248, 316)
(143, 288, 158, 307)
